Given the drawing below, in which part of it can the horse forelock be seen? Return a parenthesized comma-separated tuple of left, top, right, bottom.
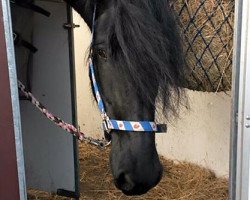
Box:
(104, 0, 186, 117)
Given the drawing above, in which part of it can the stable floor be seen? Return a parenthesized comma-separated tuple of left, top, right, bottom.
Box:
(27, 142, 228, 200)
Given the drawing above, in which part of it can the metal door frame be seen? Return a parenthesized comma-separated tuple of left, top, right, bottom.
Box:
(0, 0, 27, 199)
(230, 0, 250, 199)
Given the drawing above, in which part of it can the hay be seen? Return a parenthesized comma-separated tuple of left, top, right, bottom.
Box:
(172, 0, 234, 92)
(27, 142, 228, 200)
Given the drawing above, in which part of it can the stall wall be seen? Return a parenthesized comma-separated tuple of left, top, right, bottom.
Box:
(73, 12, 230, 177)
(156, 91, 231, 176)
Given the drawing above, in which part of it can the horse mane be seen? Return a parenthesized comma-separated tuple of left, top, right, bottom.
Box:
(106, 0, 186, 117)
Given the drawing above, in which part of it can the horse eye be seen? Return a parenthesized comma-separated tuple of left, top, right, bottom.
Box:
(98, 49, 107, 60)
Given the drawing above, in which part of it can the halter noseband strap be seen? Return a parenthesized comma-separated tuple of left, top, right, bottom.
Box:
(89, 4, 167, 133)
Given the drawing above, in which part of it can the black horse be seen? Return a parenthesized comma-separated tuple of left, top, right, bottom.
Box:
(66, 0, 186, 195)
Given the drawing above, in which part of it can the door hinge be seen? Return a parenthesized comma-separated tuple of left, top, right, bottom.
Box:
(63, 23, 80, 29)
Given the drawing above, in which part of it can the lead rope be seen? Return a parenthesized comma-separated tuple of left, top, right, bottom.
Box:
(18, 80, 110, 148)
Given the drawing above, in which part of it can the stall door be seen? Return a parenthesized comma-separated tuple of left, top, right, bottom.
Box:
(17, 1, 79, 198)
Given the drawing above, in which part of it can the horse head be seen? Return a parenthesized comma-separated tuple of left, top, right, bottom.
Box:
(66, 0, 185, 195)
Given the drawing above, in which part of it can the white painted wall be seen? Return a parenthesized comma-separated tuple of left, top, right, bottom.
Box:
(73, 11, 231, 177)
(156, 91, 231, 177)
(72, 11, 103, 139)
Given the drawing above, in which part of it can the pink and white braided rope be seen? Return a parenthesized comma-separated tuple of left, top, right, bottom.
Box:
(17, 80, 108, 147)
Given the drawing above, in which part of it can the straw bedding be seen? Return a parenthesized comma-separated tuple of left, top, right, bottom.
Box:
(27, 142, 228, 200)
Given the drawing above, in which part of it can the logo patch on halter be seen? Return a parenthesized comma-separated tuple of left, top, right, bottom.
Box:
(131, 122, 143, 131)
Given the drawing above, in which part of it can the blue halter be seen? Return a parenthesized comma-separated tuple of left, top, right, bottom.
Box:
(89, 4, 167, 133)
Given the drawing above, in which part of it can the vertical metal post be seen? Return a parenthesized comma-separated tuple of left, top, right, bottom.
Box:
(0, 0, 27, 199)
(66, 5, 80, 199)
(229, 0, 242, 199)
(230, 0, 250, 199)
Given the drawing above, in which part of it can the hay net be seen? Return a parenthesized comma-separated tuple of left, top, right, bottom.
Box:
(171, 0, 235, 92)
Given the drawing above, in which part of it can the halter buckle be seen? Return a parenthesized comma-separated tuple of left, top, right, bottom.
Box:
(102, 120, 110, 132)
(156, 124, 167, 133)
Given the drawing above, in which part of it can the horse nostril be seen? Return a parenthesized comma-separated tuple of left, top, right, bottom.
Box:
(114, 167, 163, 195)
(115, 173, 135, 192)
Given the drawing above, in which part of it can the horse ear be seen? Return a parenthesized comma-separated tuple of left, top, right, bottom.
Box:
(64, 0, 94, 29)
